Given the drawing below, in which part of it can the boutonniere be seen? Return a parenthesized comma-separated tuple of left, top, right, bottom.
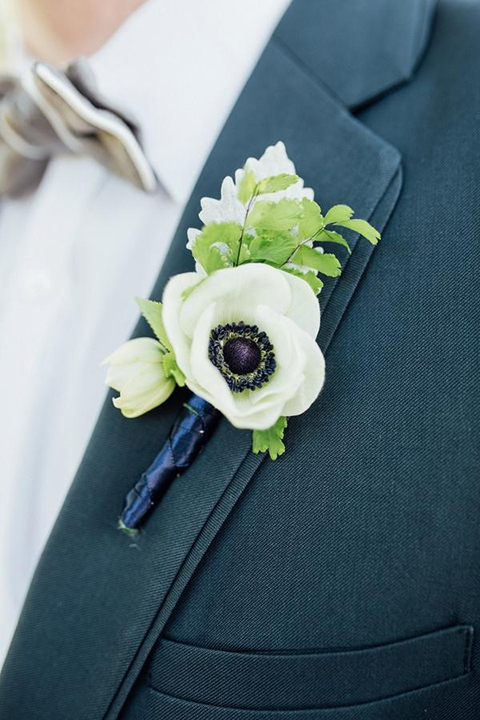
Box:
(104, 142, 380, 534)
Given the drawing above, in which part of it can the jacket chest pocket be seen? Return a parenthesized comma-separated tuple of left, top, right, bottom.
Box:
(121, 624, 473, 718)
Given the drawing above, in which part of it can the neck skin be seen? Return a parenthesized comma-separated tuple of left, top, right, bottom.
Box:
(12, 0, 146, 66)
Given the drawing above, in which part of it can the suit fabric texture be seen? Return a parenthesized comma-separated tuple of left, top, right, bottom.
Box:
(1, 0, 479, 718)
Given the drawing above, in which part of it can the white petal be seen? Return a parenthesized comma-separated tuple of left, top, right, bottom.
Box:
(247, 306, 303, 405)
(162, 271, 200, 376)
(282, 270, 321, 338)
(179, 264, 292, 339)
(103, 337, 163, 366)
(110, 355, 176, 418)
(114, 376, 175, 418)
(223, 309, 322, 429)
(282, 329, 325, 417)
(225, 395, 286, 430)
(188, 302, 239, 417)
(105, 362, 139, 393)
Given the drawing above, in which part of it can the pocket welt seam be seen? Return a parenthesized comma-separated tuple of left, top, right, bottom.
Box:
(145, 672, 472, 713)
(146, 624, 474, 712)
(463, 626, 474, 673)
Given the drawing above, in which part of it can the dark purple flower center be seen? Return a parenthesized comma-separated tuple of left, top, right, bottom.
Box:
(208, 321, 276, 393)
(223, 337, 261, 375)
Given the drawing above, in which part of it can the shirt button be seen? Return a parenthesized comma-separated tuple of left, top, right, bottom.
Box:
(23, 269, 53, 302)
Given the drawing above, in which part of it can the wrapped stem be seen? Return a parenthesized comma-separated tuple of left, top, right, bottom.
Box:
(119, 394, 220, 534)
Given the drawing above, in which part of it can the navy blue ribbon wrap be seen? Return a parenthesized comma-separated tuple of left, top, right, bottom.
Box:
(119, 394, 220, 534)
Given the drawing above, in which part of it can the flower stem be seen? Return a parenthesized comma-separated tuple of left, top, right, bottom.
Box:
(236, 185, 259, 266)
(281, 224, 325, 267)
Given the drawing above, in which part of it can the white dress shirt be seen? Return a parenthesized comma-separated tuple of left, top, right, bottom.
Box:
(0, 0, 291, 668)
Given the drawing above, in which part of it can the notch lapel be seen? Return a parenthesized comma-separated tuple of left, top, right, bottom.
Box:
(276, 0, 438, 110)
(0, 2, 436, 718)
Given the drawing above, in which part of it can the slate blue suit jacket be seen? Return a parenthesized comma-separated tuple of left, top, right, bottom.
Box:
(1, 0, 479, 718)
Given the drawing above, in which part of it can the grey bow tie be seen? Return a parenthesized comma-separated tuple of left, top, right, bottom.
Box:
(0, 59, 158, 197)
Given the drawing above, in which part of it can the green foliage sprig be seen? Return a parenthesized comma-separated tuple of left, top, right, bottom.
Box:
(252, 416, 288, 461)
(185, 169, 381, 460)
(190, 171, 380, 296)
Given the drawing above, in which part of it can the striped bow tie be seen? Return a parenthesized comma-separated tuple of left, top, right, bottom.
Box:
(0, 58, 158, 197)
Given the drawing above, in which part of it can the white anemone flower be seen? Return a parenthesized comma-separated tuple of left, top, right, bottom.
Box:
(162, 263, 325, 431)
(103, 337, 175, 418)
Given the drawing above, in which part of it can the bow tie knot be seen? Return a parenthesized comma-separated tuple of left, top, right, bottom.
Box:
(0, 59, 157, 197)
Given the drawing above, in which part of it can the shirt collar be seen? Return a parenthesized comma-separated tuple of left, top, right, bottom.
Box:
(88, 0, 290, 204)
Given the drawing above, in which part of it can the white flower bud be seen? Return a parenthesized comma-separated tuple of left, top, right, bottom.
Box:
(103, 337, 175, 419)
